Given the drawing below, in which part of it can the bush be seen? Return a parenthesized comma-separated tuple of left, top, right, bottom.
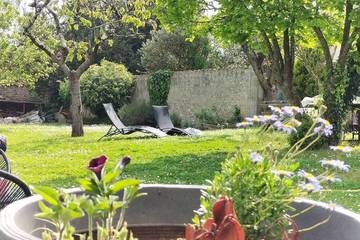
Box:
(140, 30, 219, 72)
(195, 106, 225, 129)
(147, 70, 173, 105)
(228, 105, 242, 124)
(58, 80, 71, 108)
(288, 113, 327, 149)
(118, 102, 155, 126)
(81, 60, 135, 117)
(207, 152, 299, 240)
(170, 112, 182, 127)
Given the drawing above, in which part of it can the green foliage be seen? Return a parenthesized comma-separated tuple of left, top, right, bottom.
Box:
(35, 156, 143, 240)
(147, 69, 173, 105)
(81, 60, 135, 117)
(206, 152, 299, 239)
(170, 113, 182, 127)
(324, 67, 350, 143)
(140, 30, 219, 71)
(58, 81, 71, 108)
(1, 124, 360, 211)
(118, 102, 155, 126)
(293, 49, 324, 100)
(229, 106, 243, 124)
(288, 114, 327, 150)
(195, 106, 225, 129)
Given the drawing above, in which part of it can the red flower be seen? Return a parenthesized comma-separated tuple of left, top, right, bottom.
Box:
(186, 197, 245, 240)
(88, 155, 107, 179)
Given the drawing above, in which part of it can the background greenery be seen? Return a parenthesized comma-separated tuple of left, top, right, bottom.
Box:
(2, 124, 359, 212)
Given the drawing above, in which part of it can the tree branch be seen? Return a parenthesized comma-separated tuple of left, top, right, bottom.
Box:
(338, 0, 353, 66)
(271, 33, 284, 70)
(260, 30, 274, 59)
(313, 26, 333, 70)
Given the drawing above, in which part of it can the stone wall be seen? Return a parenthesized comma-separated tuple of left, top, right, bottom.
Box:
(132, 68, 263, 124)
(0, 86, 34, 103)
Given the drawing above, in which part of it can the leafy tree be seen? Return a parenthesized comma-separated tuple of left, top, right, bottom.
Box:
(81, 60, 135, 117)
(140, 30, 218, 71)
(309, 0, 360, 142)
(293, 48, 323, 100)
(155, 0, 311, 103)
(0, 1, 54, 87)
(154, 0, 360, 142)
(21, 0, 153, 137)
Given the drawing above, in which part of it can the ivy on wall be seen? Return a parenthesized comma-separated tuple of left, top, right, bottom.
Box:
(147, 69, 173, 105)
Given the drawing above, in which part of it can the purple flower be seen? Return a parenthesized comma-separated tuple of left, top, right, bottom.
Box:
(300, 181, 323, 192)
(118, 156, 131, 169)
(269, 105, 281, 114)
(88, 155, 108, 179)
(298, 170, 319, 183)
(280, 106, 295, 117)
(329, 145, 352, 153)
(272, 169, 294, 178)
(272, 121, 297, 134)
(258, 114, 278, 124)
(313, 118, 333, 136)
(236, 121, 253, 128)
(249, 152, 264, 163)
(319, 159, 350, 172)
(280, 106, 304, 117)
(319, 175, 341, 183)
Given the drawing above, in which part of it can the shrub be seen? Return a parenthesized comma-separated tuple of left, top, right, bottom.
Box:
(228, 105, 242, 123)
(81, 60, 135, 117)
(206, 152, 299, 240)
(170, 112, 182, 127)
(147, 69, 173, 105)
(58, 80, 71, 108)
(118, 102, 155, 126)
(195, 106, 225, 129)
(288, 113, 327, 149)
(140, 30, 219, 72)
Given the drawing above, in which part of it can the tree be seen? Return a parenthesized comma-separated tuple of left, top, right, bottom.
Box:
(155, 0, 311, 103)
(22, 0, 153, 137)
(309, 0, 360, 142)
(140, 30, 218, 72)
(0, 1, 54, 88)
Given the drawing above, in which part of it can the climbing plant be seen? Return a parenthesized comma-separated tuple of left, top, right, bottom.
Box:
(147, 70, 173, 105)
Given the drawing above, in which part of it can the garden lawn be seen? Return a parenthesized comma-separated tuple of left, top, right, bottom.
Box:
(1, 124, 359, 212)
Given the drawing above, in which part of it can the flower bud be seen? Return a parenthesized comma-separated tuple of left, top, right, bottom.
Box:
(118, 156, 131, 169)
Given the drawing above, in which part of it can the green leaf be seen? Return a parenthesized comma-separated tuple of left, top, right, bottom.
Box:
(33, 186, 60, 206)
(109, 179, 140, 194)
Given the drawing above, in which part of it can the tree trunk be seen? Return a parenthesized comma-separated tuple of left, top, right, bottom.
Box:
(69, 72, 84, 137)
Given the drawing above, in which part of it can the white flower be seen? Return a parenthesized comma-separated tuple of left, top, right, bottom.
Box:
(300, 181, 323, 192)
(319, 159, 350, 172)
(319, 175, 342, 183)
(249, 152, 264, 163)
(236, 121, 253, 128)
(272, 169, 294, 178)
(314, 118, 333, 137)
(298, 170, 319, 183)
(329, 145, 352, 153)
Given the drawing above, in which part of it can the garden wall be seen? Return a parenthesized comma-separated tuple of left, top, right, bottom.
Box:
(132, 68, 263, 124)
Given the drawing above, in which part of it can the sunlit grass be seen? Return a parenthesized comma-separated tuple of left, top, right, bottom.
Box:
(1, 124, 359, 212)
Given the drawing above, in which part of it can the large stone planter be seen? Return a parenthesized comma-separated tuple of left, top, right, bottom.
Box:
(0, 184, 359, 240)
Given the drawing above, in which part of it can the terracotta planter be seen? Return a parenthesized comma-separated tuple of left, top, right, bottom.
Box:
(0, 184, 359, 240)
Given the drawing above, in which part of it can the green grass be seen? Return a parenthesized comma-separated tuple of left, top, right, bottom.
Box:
(1, 124, 359, 212)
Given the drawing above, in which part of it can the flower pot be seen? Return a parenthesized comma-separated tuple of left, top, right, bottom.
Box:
(0, 184, 359, 240)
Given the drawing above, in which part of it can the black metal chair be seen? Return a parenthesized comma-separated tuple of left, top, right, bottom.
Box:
(99, 103, 168, 140)
(152, 105, 193, 136)
(0, 170, 31, 209)
(0, 150, 10, 173)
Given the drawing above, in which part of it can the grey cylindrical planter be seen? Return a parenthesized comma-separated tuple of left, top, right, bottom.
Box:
(0, 184, 359, 240)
